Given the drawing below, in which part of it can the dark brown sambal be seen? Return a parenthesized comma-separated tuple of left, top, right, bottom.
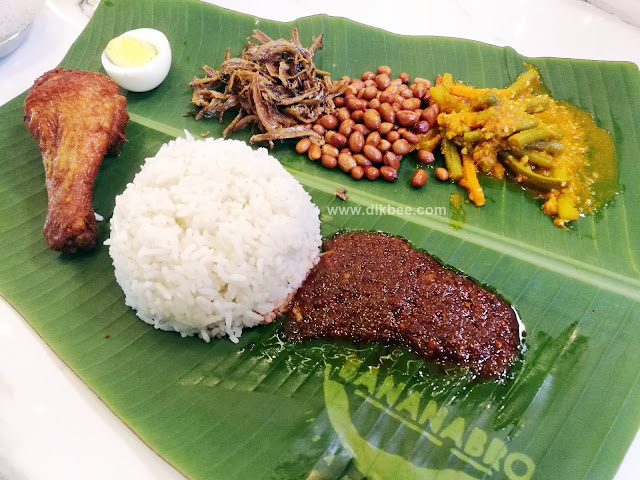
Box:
(284, 232, 521, 377)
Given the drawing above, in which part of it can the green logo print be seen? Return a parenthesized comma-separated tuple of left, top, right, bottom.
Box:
(323, 369, 480, 480)
(322, 362, 536, 480)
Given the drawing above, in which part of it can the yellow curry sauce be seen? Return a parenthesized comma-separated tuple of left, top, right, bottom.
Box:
(419, 66, 617, 228)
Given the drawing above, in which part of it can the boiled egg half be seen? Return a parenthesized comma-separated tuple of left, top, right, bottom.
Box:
(101, 28, 171, 92)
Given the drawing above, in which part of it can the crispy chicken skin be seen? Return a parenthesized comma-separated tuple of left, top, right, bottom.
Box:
(24, 68, 129, 253)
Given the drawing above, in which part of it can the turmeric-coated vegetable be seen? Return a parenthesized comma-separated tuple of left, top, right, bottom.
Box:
(508, 126, 562, 149)
(500, 152, 566, 191)
(459, 154, 485, 206)
(426, 65, 616, 228)
(441, 138, 463, 181)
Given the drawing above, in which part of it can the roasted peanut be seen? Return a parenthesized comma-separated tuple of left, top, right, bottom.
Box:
(364, 165, 380, 180)
(348, 130, 365, 153)
(402, 131, 420, 145)
(336, 107, 351, 122)
(338, 153, 357, 172)
(326, 131, 348, 149)
(392, 138, 411, 155)
(379, 103, 395, 123)
(400, 88, 414, 99)
(351, 166, 365, 180)
(308, 143, 322, 160)
(396, 110, 420, 127)
(296, 137, 311, 154)
(319, 114, 338, 129)
(353, 124, 371, 136)
(402, 97, 421, 111)
(354, 153, 372, 167)
(422, 105, 439, 126)
(375, 74, 391, 90)
(379, 91, 396, 104)
(297, 68, 441, 184)
(361, 71, 376, 81)
(363, 86, 378, 100)
(339, 119, 355, 137)
(417, 149, 435, 164)
(379, 122, 394, 135)
(321, 154, 337, 169)
(414, 77, 432, 88)
(363, 109, 381, 131)
(366, 131, 381, 147)
(378, 139, 392, 152)
(413, 83, 428, 99)
(344, 86, 358, 97)
(350, 79, 365, 91)
(386, 130, 400, 143)
(380, 166, 398, 181)
(363, 144, 383, 163)
(368, 98, 381, 110)
(322, 144, 340, 157)
(383, 151, 400, 170)
(413, 120, 430, 134)
(346, 96, 366, 111)
(351, 110, 364, 122)
(312, 124, 326, 135)
(435, 167, 450, 181)
(411, 169, 428, 187)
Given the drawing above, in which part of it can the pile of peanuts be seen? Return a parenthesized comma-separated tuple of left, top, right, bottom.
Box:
(295, 66, 448, 187)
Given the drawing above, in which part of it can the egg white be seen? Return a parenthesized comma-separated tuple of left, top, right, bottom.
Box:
(101, 28, 171, 92)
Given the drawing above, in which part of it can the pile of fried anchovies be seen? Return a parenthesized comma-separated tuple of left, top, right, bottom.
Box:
(189, 28, 348, 147)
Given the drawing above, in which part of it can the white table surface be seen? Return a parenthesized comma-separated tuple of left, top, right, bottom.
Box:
(1, 1, 638, 479)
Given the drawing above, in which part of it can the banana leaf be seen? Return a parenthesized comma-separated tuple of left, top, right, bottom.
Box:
(1, 0, 639, 479)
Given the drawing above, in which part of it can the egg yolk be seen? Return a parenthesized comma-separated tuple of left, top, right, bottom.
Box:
(105, 35, 157, 68)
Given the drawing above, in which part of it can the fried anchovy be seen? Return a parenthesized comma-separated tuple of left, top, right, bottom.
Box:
(189, 27, 348, 146)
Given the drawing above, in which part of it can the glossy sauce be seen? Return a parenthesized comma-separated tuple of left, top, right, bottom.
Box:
(284, 232, 521, 377)
(534, 101, 618, 216)
(564, 102, 618, 211)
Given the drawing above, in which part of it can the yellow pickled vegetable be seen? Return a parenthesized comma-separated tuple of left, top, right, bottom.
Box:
(459, 154, 485, 207)
(427, 65, 616, 228)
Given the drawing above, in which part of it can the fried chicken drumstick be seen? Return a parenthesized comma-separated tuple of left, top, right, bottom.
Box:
(24, 68, 129, 253)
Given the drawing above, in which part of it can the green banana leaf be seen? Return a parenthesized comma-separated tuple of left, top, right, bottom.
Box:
(1, 0, 639, 479)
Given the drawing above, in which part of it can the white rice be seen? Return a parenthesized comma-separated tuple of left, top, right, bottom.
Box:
(105, 133, 321, 343)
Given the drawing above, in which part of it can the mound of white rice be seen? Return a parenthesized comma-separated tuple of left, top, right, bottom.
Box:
(105, 133, 321, 342)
